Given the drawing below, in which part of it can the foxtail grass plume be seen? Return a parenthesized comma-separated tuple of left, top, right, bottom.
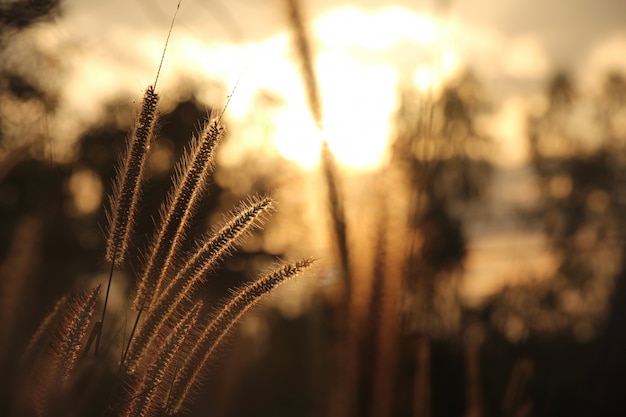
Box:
(106, 86, 159, 266)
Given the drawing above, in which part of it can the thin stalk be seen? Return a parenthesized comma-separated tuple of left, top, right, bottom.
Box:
(121, 304, 144, 371)
(95, 255, 116, 356)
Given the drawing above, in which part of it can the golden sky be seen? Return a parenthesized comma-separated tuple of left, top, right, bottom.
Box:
(33, 0, 626, 168)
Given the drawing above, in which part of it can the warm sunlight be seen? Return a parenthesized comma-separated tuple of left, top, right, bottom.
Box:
(266, 49, 398, 170)
(273, 104, 323, 169)
(272, 7, 445, 170)
(317, 51, 397, 169)
(315, 6, 437, 50)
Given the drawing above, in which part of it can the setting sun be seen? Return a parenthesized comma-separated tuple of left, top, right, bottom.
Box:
(317, 50, 397, 169)
(268, 7, 448, 170)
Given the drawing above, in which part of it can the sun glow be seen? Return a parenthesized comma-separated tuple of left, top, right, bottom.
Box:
(318, 51, 397, 169)
(269, 49, 400, 170)
(271, 7, 445, 170)
(273, 104, 323, 169)
(315, 7, 437, 50)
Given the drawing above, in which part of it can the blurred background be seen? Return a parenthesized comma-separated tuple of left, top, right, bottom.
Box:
(2, 0, 626, 416)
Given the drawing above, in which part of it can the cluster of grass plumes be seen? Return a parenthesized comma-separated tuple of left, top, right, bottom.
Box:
(11, 2, 313, 414)
(10, 82, 314, 416)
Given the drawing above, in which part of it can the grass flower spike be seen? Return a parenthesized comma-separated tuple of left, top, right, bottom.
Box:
(106, 86, 159, 266)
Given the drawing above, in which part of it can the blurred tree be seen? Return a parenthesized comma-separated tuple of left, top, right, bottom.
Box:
(0, 2, 65, 413)
(483, 69, 626, 417)
(392, 70, 493, 417)
(501, 70, 626, 338)
(577, 71, 626, 417)
(0, 0, 64, 160)
(0, 0, 60, 30)
(393, 70, 492, 337)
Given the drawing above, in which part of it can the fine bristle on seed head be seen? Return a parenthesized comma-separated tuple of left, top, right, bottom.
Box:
(133, 117, 223, 310)
(123, 195, 273, 373)
(106, 85, 159, 266)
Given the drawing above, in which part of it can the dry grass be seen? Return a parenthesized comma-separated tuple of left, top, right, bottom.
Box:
(10, 86, 313, 416)
(8, 6, 313, 413)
